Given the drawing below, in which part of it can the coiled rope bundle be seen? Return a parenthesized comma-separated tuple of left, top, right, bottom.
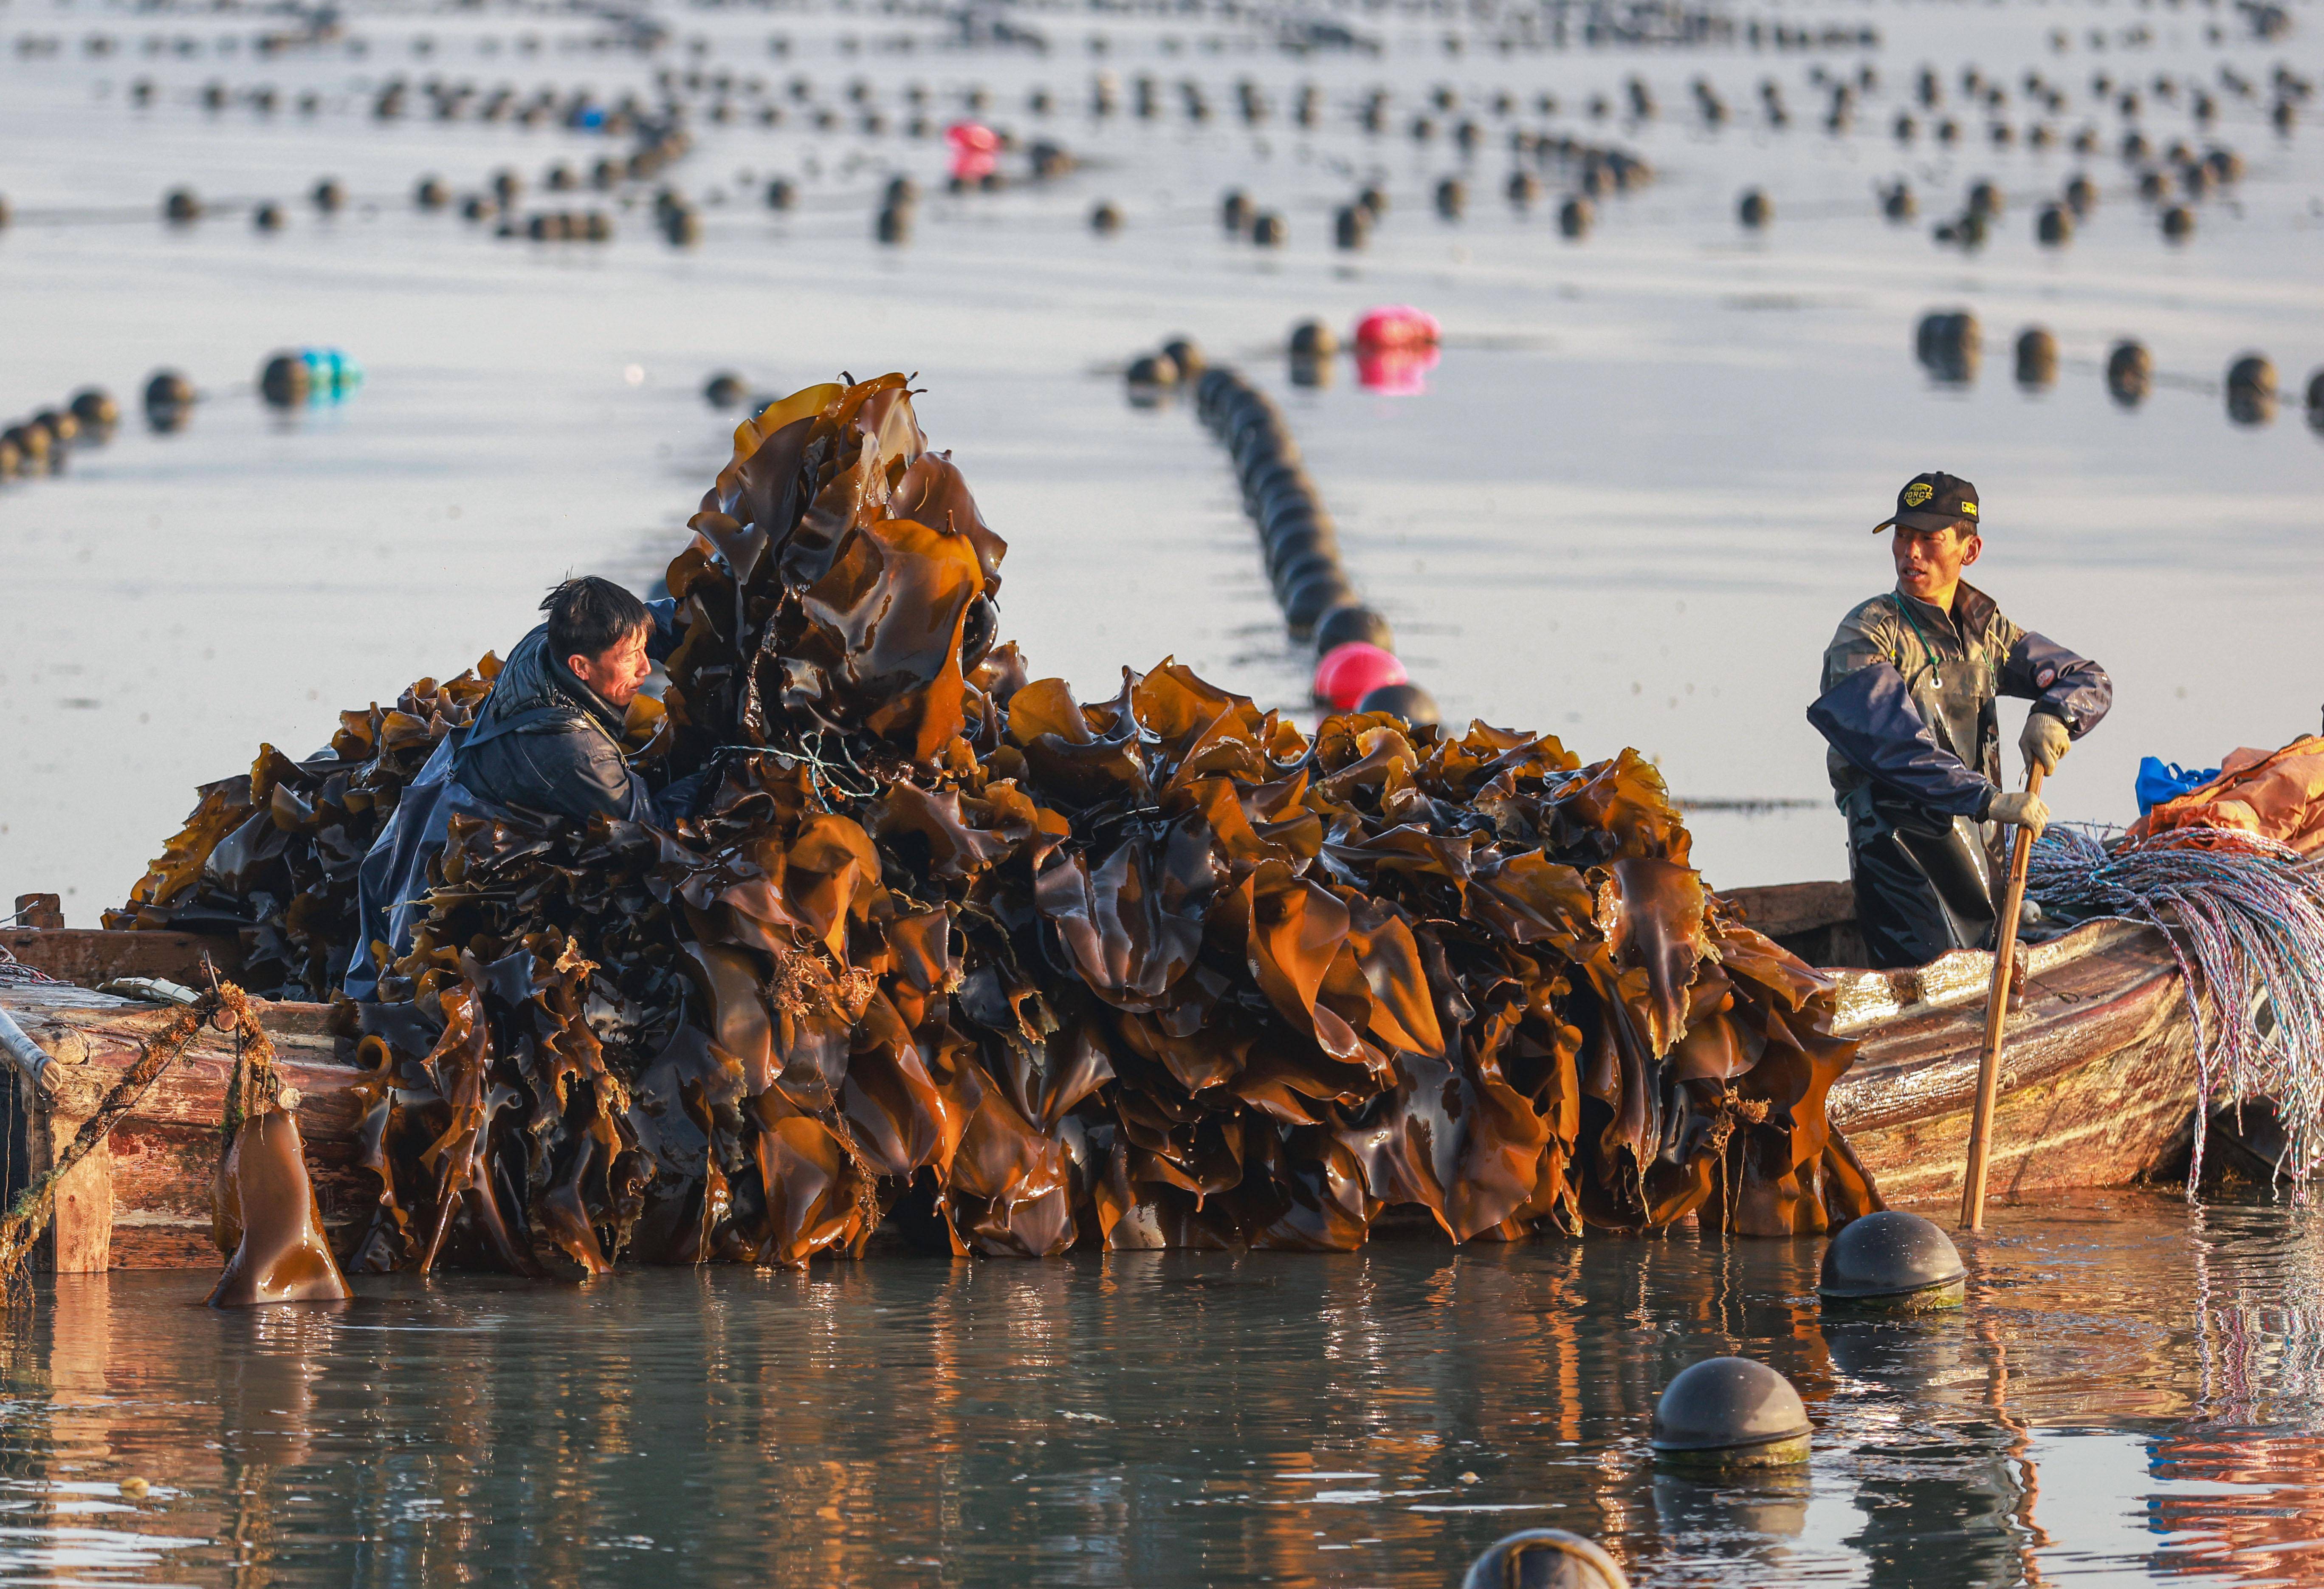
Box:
(2029, 825, 2324, 1188)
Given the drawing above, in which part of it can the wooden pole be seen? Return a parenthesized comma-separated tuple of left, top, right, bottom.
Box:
(1961, 763, 2046, 1232)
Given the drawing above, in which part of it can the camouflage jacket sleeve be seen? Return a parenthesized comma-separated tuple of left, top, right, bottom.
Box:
(1807, 601, 1996, 817)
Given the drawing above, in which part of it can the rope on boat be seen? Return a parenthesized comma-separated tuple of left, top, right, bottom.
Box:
(0, 981, 271, 1303)
(2027, 825, 2324, 1189)
(0, 944, 59, 986)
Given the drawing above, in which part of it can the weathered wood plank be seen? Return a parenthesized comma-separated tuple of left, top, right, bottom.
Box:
(0, 928, 242, 985)
(40, 1111, 113, 1274)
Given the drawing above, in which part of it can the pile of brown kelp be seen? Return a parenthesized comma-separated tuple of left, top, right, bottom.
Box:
(113, 373, 1878, 1273)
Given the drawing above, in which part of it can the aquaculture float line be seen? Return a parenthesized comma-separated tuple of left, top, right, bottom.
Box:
(1913, 309, 2320, 429)
(110, 372, 1878, 1275)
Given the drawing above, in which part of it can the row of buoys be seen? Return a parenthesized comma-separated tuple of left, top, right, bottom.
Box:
(0, 388, 118, 483)
(1451, 1207, 1970, 1586)
(1174, 335, 1439, 728)
(1921, 310, 2320, 428)
(500, 210, 614, 242)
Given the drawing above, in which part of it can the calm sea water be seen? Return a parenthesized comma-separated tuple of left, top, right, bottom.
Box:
(5, 1, 2324, 1582)
(4, 1191, 2321, 1587)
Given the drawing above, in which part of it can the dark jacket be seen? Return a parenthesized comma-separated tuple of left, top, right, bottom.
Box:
(457, 598, 681, 821)
(1805, 580, 2111, 967)
(344, 597, 680, 998)
(1808, 581, 2111, 817)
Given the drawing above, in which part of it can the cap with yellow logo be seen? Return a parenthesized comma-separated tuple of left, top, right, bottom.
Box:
(1873, 471, 1980, 533)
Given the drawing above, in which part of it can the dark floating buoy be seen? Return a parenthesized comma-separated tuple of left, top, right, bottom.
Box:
(69, 388, 118, 432)
(2160, 204, 2195, 243)
(1250, 211, 1286, 247)
(259, 352, 310, 408)
(1434, 176, 1465, 220)
(1737, 188, 1772, 229)
(1289, 351, 1334, 389)
(252, 201, 285, 232)
(1356, 681, 1438, 727)
(1220, 188, 1252, 234)
(1289, 319, 1339, 359)
(1125, 353, 1179, 389)
(162, 186, 202, 225)
(1558, 195, 1593, 240)
(1650, 1358, 1812, 1470)
(2227, 354, 2276, 426)
(703, 371, 748, 409)
(1284, 571, 1355, 638)
(1089, 200, 1123, 235)
(1334, 203, 1371, 251)
(2014, 327, 2059, 389)
(2107, 339, 2154, 406)
(1460, 1530, 1631, 1589)
(143, 368, 195, 431)
(1316, 604, 1394, 656)
(1818, 1209, 1968, 1312)
(1915, 309, 1981, 384)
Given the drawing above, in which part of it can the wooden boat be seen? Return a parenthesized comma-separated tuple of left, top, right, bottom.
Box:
(0, 882, 2203, 1272)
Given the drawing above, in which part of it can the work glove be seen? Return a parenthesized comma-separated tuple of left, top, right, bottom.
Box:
(1988, 790, 2050, 838)
(2020, 712, 2072, 776)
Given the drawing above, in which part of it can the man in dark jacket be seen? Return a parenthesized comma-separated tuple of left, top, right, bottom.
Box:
(1806, 473, 2112, 968)
(459, 576, 680, 821)
(345, 577, 688, 997)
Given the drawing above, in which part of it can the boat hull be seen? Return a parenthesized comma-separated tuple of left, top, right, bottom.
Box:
(0, 909, 2208, 1268)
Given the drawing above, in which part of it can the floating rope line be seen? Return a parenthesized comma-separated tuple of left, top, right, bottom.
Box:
(2028, 824, 2324, 1190)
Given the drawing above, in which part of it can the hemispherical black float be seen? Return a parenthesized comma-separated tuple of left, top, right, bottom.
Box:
(1459, 1529, 1630, 1589)
(1818, 1209, 1967, 1312)
(1650, 1358, 1811, 1469)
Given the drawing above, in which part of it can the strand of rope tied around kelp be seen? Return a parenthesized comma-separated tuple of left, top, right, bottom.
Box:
(2028, 823, 2324, 1188)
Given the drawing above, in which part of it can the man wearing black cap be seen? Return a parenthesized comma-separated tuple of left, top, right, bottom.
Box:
(1807, 473, 2112, 968)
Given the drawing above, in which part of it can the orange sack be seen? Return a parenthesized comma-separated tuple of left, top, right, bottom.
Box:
(2130, 735, 2324, 853)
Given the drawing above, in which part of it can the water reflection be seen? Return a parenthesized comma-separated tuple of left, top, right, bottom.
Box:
(0, 1195, 2317, 1585)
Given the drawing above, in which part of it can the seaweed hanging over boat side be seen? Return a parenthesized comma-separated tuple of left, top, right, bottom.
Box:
(114, 374, 1879, 1268)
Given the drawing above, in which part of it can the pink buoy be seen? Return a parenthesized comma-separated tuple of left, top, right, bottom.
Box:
(1352, 304, 1441, 351)
(1356, 341, 1442, 395)
(1314, 642, 1408, 710)
(946, 121, 1000, 182)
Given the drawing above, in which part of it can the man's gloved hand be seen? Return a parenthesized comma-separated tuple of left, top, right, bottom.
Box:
(2020, 712, 2072, 775)
(1989, 790, 2050, 838)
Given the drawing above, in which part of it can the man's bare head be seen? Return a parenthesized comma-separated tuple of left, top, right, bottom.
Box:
(543, 576, 652, 709)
